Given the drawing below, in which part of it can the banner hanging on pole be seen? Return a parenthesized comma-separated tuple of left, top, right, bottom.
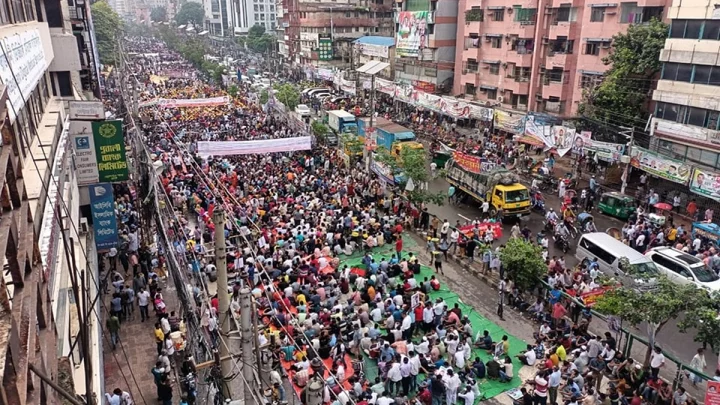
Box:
(197, 136, 313, 156)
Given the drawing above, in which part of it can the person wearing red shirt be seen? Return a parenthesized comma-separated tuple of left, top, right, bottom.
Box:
(396, 237, 403, 260)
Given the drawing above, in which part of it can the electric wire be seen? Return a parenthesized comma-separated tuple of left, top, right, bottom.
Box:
(0, 41, 152, 405)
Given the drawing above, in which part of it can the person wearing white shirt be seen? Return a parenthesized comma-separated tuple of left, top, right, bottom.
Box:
(387, 361, 403, 395)
(443, 369, 461, 405)
(518, 344, 537, 366)
(454, 350, 466, 369)
(401, 313, 412, 340)
(370, 306, 383, 322)
(459, 386, 476, 405)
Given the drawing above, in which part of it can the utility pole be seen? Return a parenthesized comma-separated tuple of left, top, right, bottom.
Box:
(239, 287, 255, 403)
(620, 126, 635, 195)
(212, 206, 232, 399)
(254, 299, 271, 388)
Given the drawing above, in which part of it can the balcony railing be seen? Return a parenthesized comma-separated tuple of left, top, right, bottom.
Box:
(465, 9, 484, 22)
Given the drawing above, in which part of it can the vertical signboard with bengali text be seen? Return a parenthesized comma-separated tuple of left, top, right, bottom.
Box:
(92, 120, 129, 183)
(71, 121, 100, 185)
(89, 183, 118, 251)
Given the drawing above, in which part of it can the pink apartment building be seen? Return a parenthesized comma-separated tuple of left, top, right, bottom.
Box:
(454, 0, 667, 116)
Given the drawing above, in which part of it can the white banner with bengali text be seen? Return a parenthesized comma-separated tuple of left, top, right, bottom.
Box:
(197, 136, 313, 156)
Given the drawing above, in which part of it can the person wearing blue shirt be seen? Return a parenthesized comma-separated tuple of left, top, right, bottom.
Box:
(549, 287, 562, 305)
(370, 260, 380, 274)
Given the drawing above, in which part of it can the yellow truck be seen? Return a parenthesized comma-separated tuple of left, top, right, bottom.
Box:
(446, 159, 530, 220)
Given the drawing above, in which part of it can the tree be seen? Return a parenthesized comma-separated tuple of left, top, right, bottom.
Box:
(275, 83, 300, 110)
(175, 1, 205, 26)
(246, 24, 274, 53)
(374, 146, 446, 206)
(228, 84, 239, 98)
(312, 121, 329, 142)
(678, 293, 720, 355)
(260, 89, 270, 105)
(578, 18, 668, 123)
(91, 1, 122, 65)
(151, 6, 167, 22)
(498, 238, 547, 292)
(594, 276, 708, 364)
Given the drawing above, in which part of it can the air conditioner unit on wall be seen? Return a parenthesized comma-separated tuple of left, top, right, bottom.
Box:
(497, 95, 504, 103)
(80, 218, 89, 234)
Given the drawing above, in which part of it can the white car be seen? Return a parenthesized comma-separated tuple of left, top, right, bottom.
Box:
(645, 246, 720, 292)
(295, 104, 312, 117)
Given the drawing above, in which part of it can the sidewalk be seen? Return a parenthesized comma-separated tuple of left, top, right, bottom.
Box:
(102, 266, 182, 404)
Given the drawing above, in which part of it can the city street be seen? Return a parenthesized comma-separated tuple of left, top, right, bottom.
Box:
(415, 157, 716, 379)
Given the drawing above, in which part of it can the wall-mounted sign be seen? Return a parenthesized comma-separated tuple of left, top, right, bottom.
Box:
(93, 120, 129, 183)
(89, 183, 119, 251)
(69, 101, 105, 120)
(70, 121, 100, 185)
(0, 29, 48, 122)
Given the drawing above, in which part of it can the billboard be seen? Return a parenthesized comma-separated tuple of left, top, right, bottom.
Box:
(396, 11, 428, 57)
(89, 183, 119, 251)
(92, 120, 129, 183)
(689, 168, 720, 203)
(629, 146, 691, 185)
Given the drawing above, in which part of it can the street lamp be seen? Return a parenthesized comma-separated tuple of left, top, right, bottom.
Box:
(357, 60, 390, 170)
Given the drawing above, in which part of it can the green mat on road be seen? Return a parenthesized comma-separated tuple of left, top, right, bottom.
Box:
(336, 235, 525, 401)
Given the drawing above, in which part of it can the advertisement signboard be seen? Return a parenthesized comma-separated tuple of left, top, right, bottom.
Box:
(71, 121, 100, 185)
(89, 183, 119, 251)
(318, 33, 332, 61)
(0, 29, 47, 122)
(452, 152, 497, 174)
(396, 11, 429, 57)
(689, 168, 720, 202)
(357, 43, 389, 59)
(629, 146, 691, 185)
(93, 120, 129, 183)
(705, 381, 720, 405)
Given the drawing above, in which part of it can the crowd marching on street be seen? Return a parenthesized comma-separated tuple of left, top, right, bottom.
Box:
(97, 33, 720, 405)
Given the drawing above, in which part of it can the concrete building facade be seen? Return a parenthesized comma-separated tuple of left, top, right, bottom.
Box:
(278, 0, 394, 67)
(395, 0, 457, 94)
(650, 0, 720, 171)
(454, 0, 666, 115)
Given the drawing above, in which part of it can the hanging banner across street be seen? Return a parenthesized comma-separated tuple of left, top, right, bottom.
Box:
(197, 136, 313, 156)
(452, 152, 497, 174)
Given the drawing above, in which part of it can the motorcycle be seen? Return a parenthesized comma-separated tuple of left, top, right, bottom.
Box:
(538, 175, 559, 192)
(543, 218, 557, 234)
(553, 233, 570, 253)
(180, 372, 198, 405)
(531, 192, 547, 215)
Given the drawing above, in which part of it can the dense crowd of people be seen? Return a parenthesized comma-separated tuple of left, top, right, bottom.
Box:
(96, 33, 719, 405)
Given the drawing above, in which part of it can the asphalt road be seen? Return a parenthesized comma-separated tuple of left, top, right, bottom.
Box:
(417, 163, 716, 376)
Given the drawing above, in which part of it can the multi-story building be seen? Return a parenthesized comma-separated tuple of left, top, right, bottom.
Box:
(394, 0, 457, 94)
(455, 0, 666, 115)
(0, 0, 101, 403)
(279, 0, 394, 67)
(205, 0, 276, 36)
(649, 0, 720, 173)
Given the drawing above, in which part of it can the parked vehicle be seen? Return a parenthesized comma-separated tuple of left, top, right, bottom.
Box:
(295, 104, 312, 117)
(691, 222, 720, 247)
(645, 246, 720, 292)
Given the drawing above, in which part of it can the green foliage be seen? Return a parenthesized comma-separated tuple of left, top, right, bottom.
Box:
(340, 133, 364, 155)
(260, 89, 270, 105)
(245, 25, 274, 53)
(579, 18, 668, 123)
(151, 6, 167, 22)
(175, 2, 205, 26)
(311, 121, 329, 139)
(228, 84, 239, 98)
(594, 276, 707, 363)
(374, 146, 446, 206)
(678, 293, 720, 355)
(275, 83, 300, 110)
(91, 1, 122, 65)
(180, 38, 208, 67)
(498, 238, 547, 292)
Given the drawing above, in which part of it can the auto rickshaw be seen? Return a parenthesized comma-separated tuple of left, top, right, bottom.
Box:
(578, 212, 596, 233)
(691, 222, 720, 247)
(597, 192, 636, 220)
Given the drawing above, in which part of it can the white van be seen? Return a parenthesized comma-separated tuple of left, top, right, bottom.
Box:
(576, 232, 659, 288)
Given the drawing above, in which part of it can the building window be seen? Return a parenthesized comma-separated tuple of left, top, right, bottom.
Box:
(554, 5, 574, 22)
(465, 59, 478, 73)
(513, 7, 536, 23)
(590, 7, 605, 22)
(655, 101, 720, 130)
(580, 73, 602, 89)
(550, 36, 573, 54)
(548, 67, 564, 83)
(490, 8, 504, 21)
(584, 42, 599, 55)
(661, 62, 720, 85)
(44, 0, 62, 27)
(486, 89, 497, 100)
(211, 0, 219, 13)
(490, 37, 501, 48)
(465, 83, 476, 95)
(424, 67, 437, 77)
(465, 36, 480, 49)
(488, 63, 499, 75)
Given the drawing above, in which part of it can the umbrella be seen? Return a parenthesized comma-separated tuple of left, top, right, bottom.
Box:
(654, 202, 673, 211)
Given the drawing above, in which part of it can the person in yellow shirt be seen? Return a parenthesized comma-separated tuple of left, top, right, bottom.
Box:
(296, 293, 307, 307)
(368, 285, 376, 301)
(556, 344, 567, 362)
(155, 323, 165, 355)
